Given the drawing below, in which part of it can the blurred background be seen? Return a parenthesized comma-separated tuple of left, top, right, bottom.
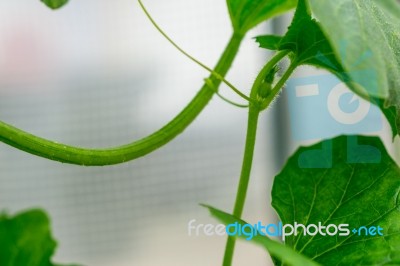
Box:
(0, 1, 398, 265)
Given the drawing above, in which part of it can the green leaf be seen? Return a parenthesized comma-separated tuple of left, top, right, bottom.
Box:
(256, 0, 343, 74)
(255, 35, 282, 50)
(256, 0, 400, 137)
(272, 135, 400, 265)
(226, 0, 297, 34)
(372, 97, 399, 139)
(308, 0, 400, 135)
(41, 0, 69, 9)
(375, 0, 400, 18)
(202, 204, 320, 266)
(0, 209, 78, 266)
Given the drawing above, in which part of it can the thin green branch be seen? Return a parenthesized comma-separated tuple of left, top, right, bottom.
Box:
(204, 78, 249, 108)
(138, 0, 254, 104)
(223, 104, 260, 266)
(222, 51, 291, 266)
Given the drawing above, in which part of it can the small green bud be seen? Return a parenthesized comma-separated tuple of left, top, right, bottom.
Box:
(264, 65, 279, 84)
(258, 66, 279, 98)
(258, 82, 272, 98)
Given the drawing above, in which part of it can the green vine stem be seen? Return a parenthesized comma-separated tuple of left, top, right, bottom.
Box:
(223, 104, 261, 266)
(0, 33, 243, 166)
(223, 51, 292, 266)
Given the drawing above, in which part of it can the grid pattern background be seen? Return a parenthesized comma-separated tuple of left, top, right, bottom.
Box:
(0, 1, 276, 265)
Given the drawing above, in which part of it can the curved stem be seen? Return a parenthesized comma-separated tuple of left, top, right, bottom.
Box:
(0, 33, 243, 166)
(222, 53, 293, 266)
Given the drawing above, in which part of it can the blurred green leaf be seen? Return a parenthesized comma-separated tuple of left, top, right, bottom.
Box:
(272, 135, 400, 265)
(203, 205, 320, 266)
(372, 98, 399, 139)
(226, 0, 297, 34)
(375, 0, 400, 18)
(41, 0, 69, 9)
(0, 209, 78, 266)
(308, 0, 400, 136)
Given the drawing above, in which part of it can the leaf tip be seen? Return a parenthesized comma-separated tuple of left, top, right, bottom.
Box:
(40, 0, 69, 10)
